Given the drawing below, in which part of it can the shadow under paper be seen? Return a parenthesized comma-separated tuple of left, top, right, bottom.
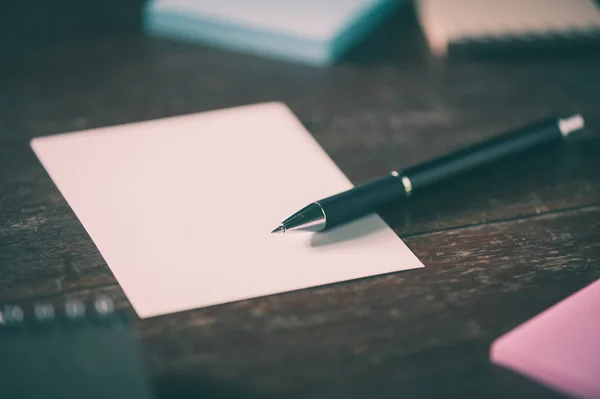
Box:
(154, 372, 262, 399)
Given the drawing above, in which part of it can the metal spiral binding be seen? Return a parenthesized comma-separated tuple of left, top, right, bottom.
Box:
(0, 296, 116, 326)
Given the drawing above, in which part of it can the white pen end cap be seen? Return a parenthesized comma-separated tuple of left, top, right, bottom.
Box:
(558, 114, 584, 137)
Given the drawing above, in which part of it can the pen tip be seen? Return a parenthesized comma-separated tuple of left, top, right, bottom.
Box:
(271, 225, 286, 234)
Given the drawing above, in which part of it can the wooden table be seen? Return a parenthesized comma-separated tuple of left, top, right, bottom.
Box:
(1, 4, 599, 398)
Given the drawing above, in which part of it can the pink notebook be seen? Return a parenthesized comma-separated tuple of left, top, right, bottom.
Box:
(490, 278, 600, 399)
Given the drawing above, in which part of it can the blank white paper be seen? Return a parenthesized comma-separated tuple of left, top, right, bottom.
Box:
(30, 102, 424, 318)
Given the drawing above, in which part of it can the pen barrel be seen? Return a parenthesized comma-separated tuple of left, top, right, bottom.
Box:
(318, 174, 407, 229)
(403, 119, 564, 192)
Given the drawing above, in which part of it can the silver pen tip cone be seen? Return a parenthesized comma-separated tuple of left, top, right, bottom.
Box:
(271, 225, 286, 234)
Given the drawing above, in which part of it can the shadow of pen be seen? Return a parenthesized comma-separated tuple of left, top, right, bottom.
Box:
(309, 215, 389, 248)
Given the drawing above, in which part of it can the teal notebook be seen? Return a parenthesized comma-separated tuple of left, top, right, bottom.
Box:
(0, 297, 155, 399)
(143, 0, 401, 65)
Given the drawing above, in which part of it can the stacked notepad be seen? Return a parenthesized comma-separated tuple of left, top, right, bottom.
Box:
(143, 0, 401, 66)
(417, 0, 600, 57)
(491, 279, 600, 399)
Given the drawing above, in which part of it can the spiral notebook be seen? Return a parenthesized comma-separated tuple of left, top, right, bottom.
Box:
(0, 297, 155, 399)
(417, 0, 600, 57)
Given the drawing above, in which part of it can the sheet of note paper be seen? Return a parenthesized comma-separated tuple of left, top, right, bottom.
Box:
(491, 278, 600, 399)
(30, 102, 424, 318)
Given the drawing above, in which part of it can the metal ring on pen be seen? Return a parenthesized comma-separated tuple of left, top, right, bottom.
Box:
(391, 171, 412, 198)
(401, 176, 412, 198)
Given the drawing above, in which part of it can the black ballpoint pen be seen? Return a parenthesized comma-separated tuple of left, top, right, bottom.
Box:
(271, 114, 585, 234)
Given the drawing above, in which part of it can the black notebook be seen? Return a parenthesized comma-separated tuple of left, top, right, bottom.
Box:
(0, 297, 155, 399)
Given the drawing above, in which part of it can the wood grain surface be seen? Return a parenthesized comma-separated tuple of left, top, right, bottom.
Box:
(1, 3, 599, 398)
